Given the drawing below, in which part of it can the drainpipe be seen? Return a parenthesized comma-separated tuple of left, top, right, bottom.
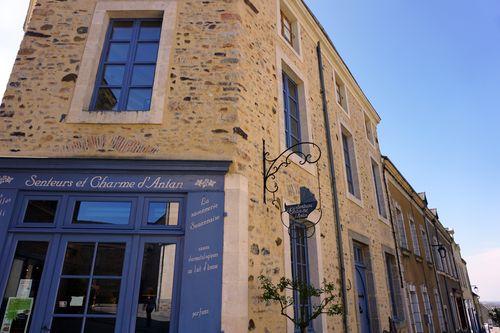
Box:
(381, 164, 405, 289)
(316, 41, 348, 333)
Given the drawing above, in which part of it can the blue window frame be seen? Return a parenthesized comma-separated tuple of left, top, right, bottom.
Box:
(290, 222, 312, 331)
(91, 19, 162, 112)
(282, 72, 302, 150)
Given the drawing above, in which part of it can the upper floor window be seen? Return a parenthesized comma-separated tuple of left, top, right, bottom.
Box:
(433, 236, 443, 271)
(385, 253, 404, 321)
(394, 206, 409, 249)
(434, 288, 447, 331)
(281, 11, 294, 46)
(282, 72, 301, 150)
(421, 228, 432, 262)
(371, 159, 387, 218)
(409, 219, 421, 256)
(341, 129, 360, 199)
(91, 19, 162, 112)
(335, 74, 348, 112)
(364, 113, 375, 144)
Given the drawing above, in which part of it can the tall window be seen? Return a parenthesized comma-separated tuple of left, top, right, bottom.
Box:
(91, 19, 162, 111)
(421, 228, 432, 262)
(342, 130, 360, 198)
(409, 219, 421, 256)
(371, 159, 387, 218)
(364, 114, 375, 144)
(335, 75, 348, 112)
(433, 236, 443, 271)
(394, 206, 409, 249)
(421, 286, 435, 333)
(281, 11, 294, 46)
(434, 288, 447, 331)
(282, 72, 301, 150)
(290, 222, 312, 328)
(409, 286, 424, 333)
(385, 253, 404, 321)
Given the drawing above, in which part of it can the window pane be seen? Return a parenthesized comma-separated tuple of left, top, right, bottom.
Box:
(147, 202, 180, 226)
(87, 279, 121, 315)
(135, 43, 159, 62)
(54, 278, 89, 314)
(84, 318, 116, 333)
(290, 118, 299, 138)
(111, 21, 133, 40)
(139, 21, 162, 40)
(95, 88, 120, 111)
(102, 65, 125, 86)
(23, 200, 58, 223)
(106, 43, 130, 62)
(94, 243, 125, 276)
(62, 243, 95, 276)
(126, 88, 152, 111)
(0, 242, 48, 333)
(51, 318, 83, 333)
(72, 201, 132, 225)
(136, 243, 176, 332)
(131, 65, 156, 86)
(289, 98, 299, 118)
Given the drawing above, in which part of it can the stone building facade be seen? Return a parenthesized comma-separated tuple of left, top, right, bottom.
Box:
(0, 0, 478, 332)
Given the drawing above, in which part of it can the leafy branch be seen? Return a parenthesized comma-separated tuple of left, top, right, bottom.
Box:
(259, 275, 343, 333)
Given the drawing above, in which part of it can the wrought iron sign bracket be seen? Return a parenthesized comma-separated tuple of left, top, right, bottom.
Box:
(262, 139, 322, 206)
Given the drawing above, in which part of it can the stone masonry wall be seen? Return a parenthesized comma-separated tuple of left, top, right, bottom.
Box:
(0, 0, 399, 332)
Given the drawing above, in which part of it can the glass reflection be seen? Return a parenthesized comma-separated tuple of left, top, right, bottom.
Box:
(62, 243, 94, 275)
(111, 21, 133, 40)
(94, 243, 125, 276)
(0, 241, 48, 333)
(23, 200, 58, 223)
(83, 317, 115, 333)
(72, 201, 131, 225)
(95, 88, 120, 111)
(147, 202, 179, 226)
(54, 278, 88, 314)
(88, 279, 121, 315)
(136, 243, 176, 332)
(139, 21, 162, 40)
(126, 88, 152, 111)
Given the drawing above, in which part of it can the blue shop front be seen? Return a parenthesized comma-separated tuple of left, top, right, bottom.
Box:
(0, 158, 230, 333)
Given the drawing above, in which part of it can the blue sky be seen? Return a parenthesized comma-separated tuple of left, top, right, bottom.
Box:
(0, 1, 498, 300)
(304, 0, 500, 300)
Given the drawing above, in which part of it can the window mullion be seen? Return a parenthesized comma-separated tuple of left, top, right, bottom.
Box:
(120, 20, 141, 111)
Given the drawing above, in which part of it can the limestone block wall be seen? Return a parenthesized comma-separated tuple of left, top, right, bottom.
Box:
(0, 0, 400, 332)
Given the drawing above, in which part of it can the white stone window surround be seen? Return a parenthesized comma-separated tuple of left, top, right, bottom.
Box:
(275, 48, 316, 175)
(338, 121, 363, 207)
(409, 216, 421, 257)
(66, 1, 178, 124)
(369, 154, 390, 224)
(363, 110, 377, 148)
(276, 0, 303, 59)
(281, 205, 326, 332)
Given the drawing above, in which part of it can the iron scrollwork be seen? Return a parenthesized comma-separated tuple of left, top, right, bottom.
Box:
(262, 139, 322, 206)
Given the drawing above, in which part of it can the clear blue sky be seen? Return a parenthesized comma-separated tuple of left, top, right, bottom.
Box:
(304, 0, 500, 299)
(0, 0, 498, 299)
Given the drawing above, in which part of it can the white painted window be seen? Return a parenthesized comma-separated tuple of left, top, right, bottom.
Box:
(409, 218, 421, 256)
(364, 113, 375, 144)
(433, 236, 443, 271)
(421, 228, 432, 262)
(394, 206, 408, 249)
(421, 286, 435, 333)
(334, 73, 348, 112)
(434, 288, 446, 331)
(371, 159, 387, 218)
(341, 127, 360, 199)
(409, 285, 424, 333)
(279, 1, 300, 54)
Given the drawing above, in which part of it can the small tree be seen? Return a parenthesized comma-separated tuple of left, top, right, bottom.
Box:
(259, 275, 343, 333)
(490, 308, 500, 326)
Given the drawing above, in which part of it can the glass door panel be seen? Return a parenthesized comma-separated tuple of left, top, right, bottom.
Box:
(0, 241, 49, 333)
(50, 241, 126, 333)
(135, 243, 176, 332)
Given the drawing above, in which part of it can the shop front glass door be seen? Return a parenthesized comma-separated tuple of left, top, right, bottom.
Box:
(44, 237, 131, 333)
